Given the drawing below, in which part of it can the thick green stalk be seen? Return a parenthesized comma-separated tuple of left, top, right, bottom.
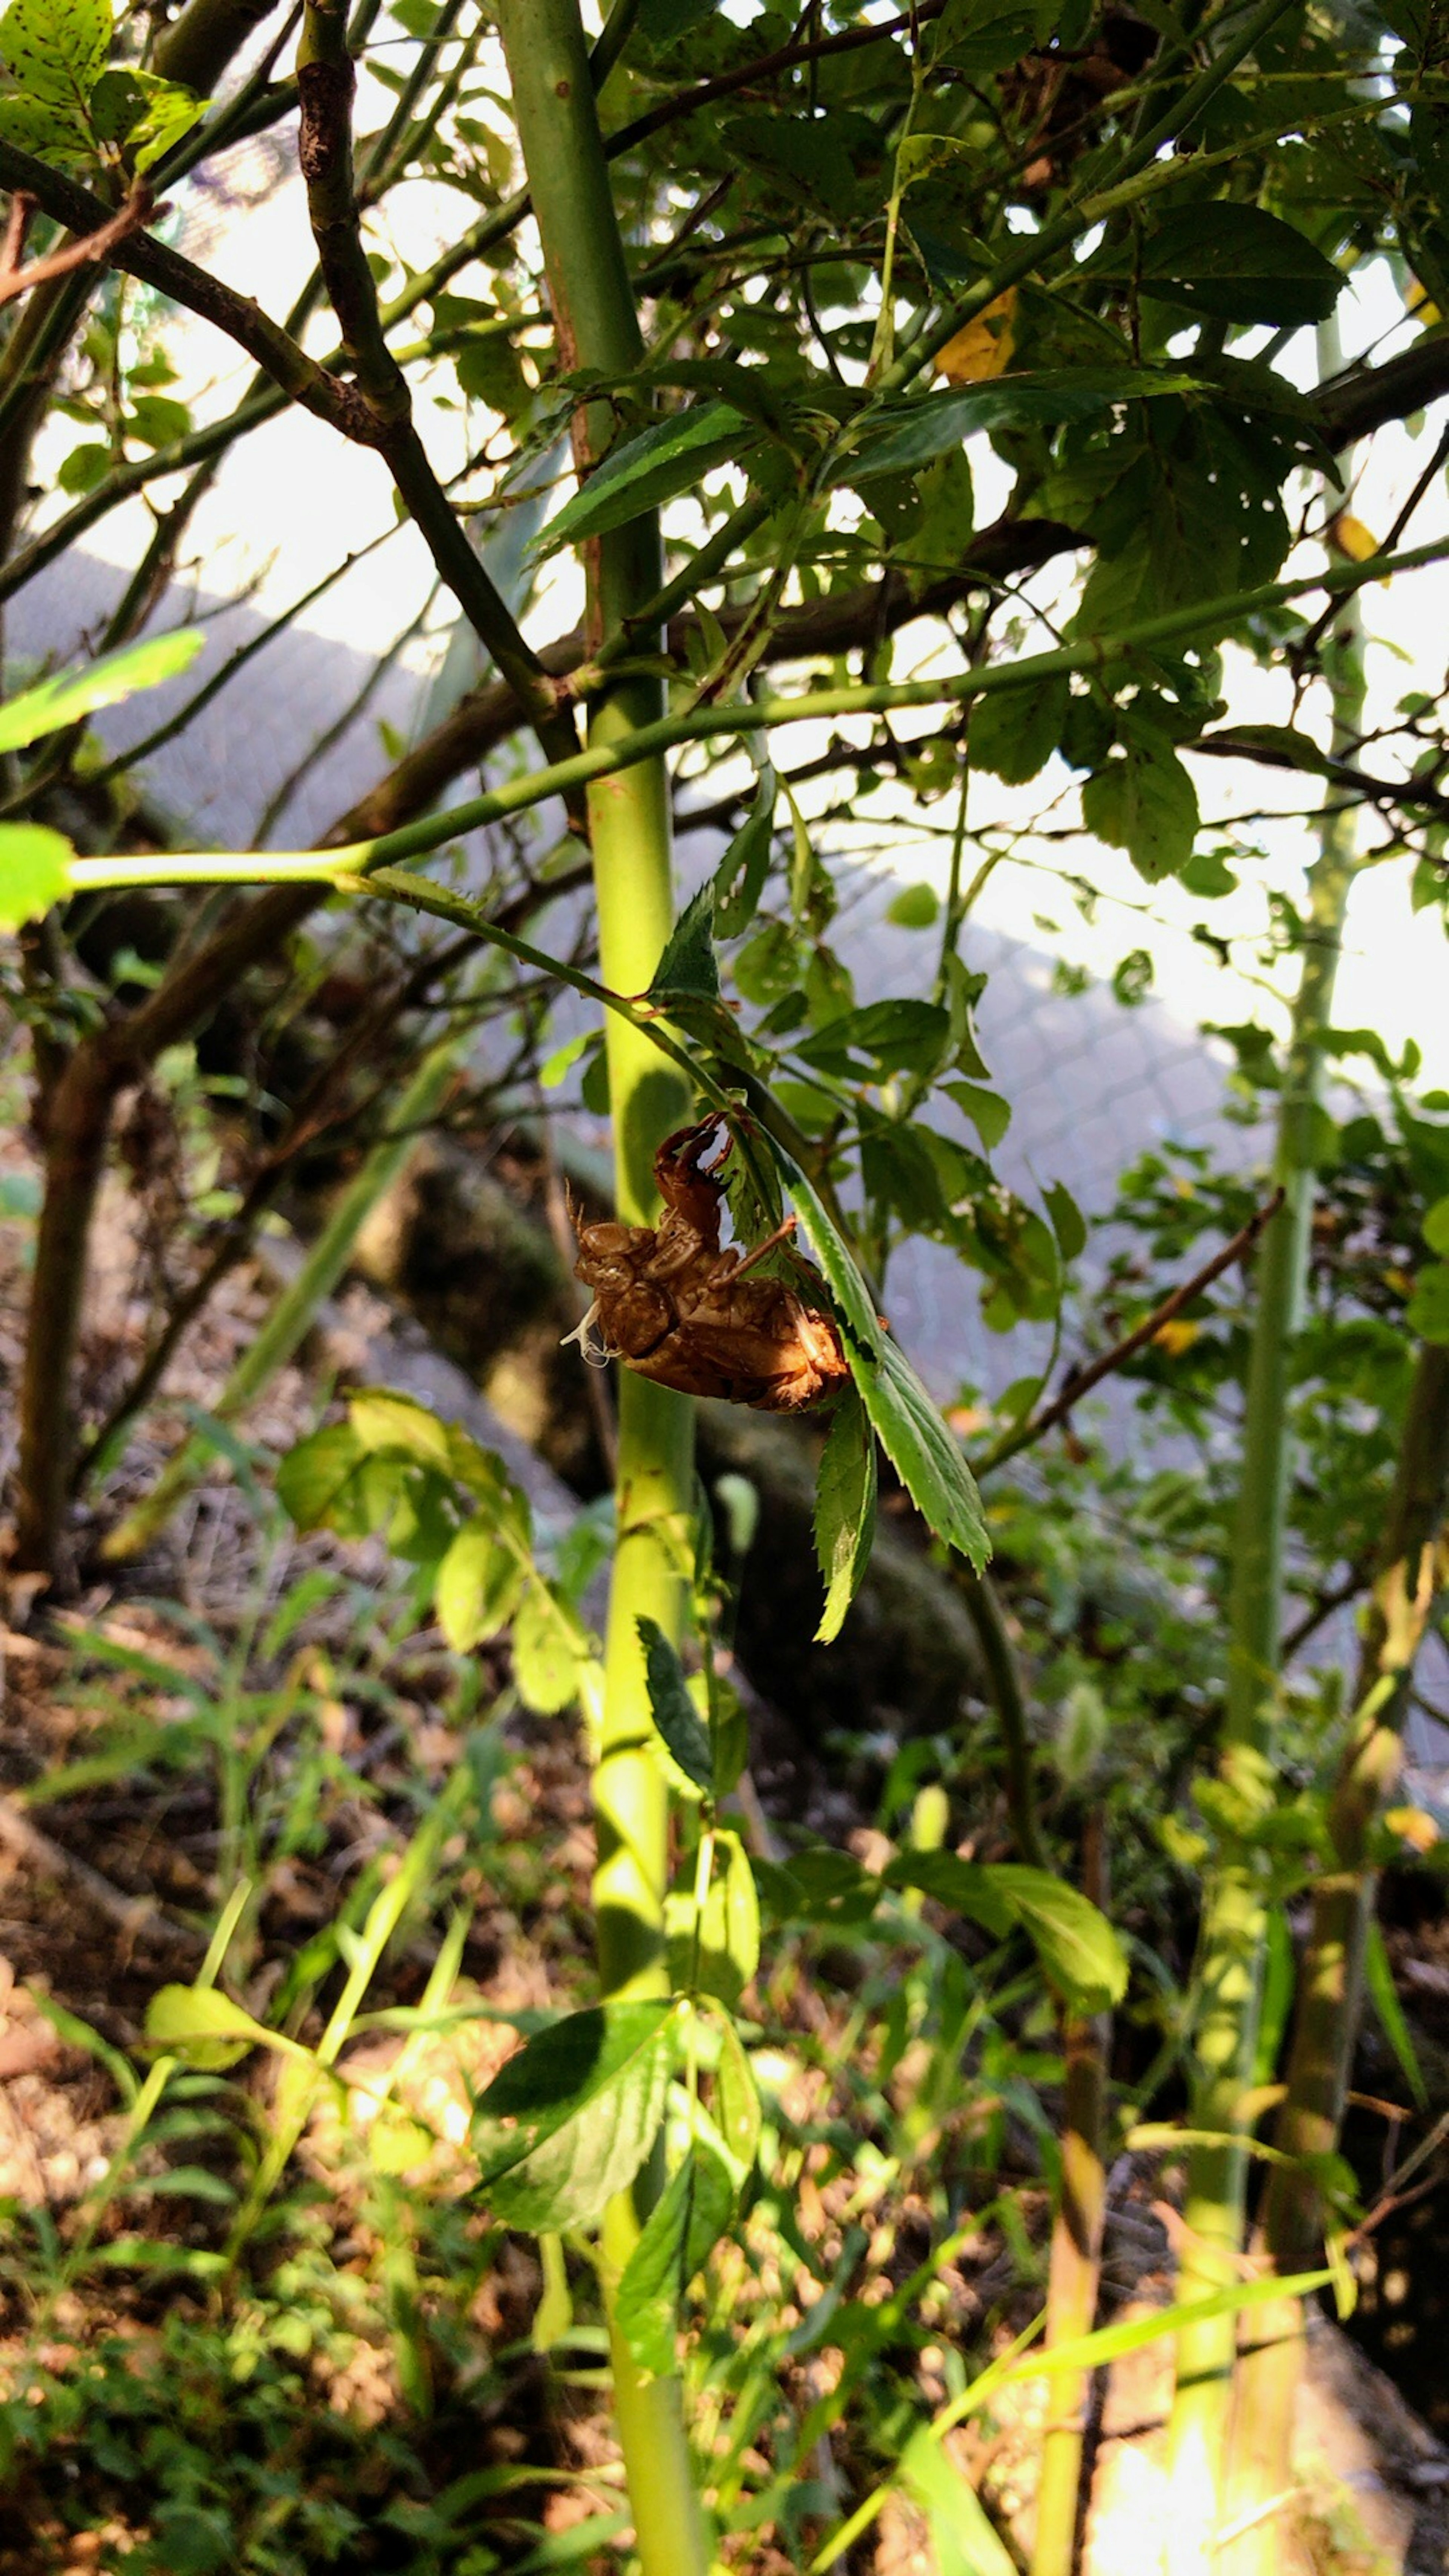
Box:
(1031, 1819, 1109, 2576)
(1164, 326, 1367, 2572)
(1220, 1338, 1449, 2576)
(100, 1039, 455, 1560)
(492, 11, 706, 2574)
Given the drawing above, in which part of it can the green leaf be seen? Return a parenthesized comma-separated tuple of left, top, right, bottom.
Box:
(511, 1586, 583, 1714)
(882, 1850, 1015, 1935)
(944, 1079, 1011, 1150)
(0, 822, 73, 926)
(710, 2011, 762, 2173)
(796, 998, 951, 1078)
(1128, 205, 1344, 326)
(1364, 1919, 1427, 2112)
(814, 1381, 877, 1644)
(1202, 722, 1334, 777)
(649, 880, 719, 1001)
(613, 2139, 736, 2378)
(668, 1827, 760, 2004)
(988, 1865, 1128, 2011)
(969, 673, 1069, 784)
(934, 0, 1038, 72)
(275, 1422, 400, 1538)
(1407, 1263, 1449, 1343)
(843, 370, 1199, 480)
(436, 1513, 525, 1650)
(537, 403, 757, 555)
(474, 2000, 679, 2230)
(886, 882, 940, 929)
(0, 88, 87, 151)
(899, 2424, 1017, 2576)
(1083, 740, 1199, 883)
(0, 0, 109, 108)
(146, 1983, 309, 2068)
(859, 1340, 991, 1570)
(763, 1140, 883, 1358)
(1424, 1196, 1449, 1257)
(884, 1855, 1127, 2009)
(1044, 1181, 1086, 1263)
(637, 1616, 713, 1791)
(714, 767, 776, 936)
(350, 1385, 454, 1473)
(89, 63, 205, 167)
(0, 627, 204, 754)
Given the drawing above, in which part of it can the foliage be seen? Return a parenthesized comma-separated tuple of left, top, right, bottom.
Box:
(0, 0, 1447, 2562)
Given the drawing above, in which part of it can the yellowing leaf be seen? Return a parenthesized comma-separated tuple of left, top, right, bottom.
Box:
(1153, 1318, 1200, 1356)
(1329, 512, 1380, 563)
(936, 289, 1017, 384)
(1386, 1806, 1440, 1853)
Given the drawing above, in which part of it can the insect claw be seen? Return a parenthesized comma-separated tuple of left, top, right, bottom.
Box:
(561, 1300, 608, 1364)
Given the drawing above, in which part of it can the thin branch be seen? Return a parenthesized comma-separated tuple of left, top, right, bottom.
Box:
(974, 1189, 1287, 1480)
(0, 180, 152, 307)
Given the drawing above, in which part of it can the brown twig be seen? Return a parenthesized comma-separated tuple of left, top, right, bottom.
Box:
(975, 1187, 1287, 1479)
(0, 182, 153, 308)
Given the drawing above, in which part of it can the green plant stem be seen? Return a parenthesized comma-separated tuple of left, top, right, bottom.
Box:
(1032, 1813, 1110, 2576)
(1219, 1336, 1449, 2576)
(63, 532, 1448, 904)
(958, 1573, 1047, 1870)
(100, 1039, 455, 1561)
(1164, 323, 1368, 2576)
(493, 9, 706, 2572)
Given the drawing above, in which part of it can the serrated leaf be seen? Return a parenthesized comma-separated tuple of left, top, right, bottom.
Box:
(860, 1340, 991, 1569)
(649, 880, 719, 1001)
(0, 822, 74, 926)
(814, 1382, 877, 1643)
(613, 2138, 735, 2378)
(436, 1513, 525, 1650)
(0, 0, 109, 109)
(796, 998, 951, 1078)
(473, 2000, 678, 2231)
(761, 1139, 882, 1357)
(1117, 204, 1343, 326)
(714, 768, 775, 937)
(1083, 740, 1199, 883)
(969, 673, 1069, 783)
(0, 628, 203, 754)
(637, 1616, 713, 1790)
(537, 403, 756, 555)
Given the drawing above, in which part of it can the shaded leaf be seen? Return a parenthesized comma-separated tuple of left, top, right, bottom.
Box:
(814, 1381, 878, 1643)
(714, 768, 775, 937)
(1083, 739, 1199, 883)
(436, 1514, 525, 1650)
(859, 1340, 991, 1570)
(637, 1616, 713, 1791)
(613, 2139, 735, 2378)
(474, 2000, 679, 2230)
(538, 403, 757, 554)
(650, 880, 719, 1001)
